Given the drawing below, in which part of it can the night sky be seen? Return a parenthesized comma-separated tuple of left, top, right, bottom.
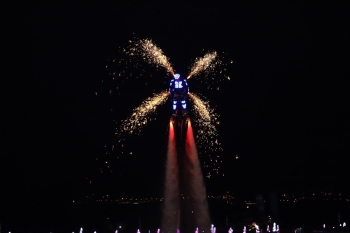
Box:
(1, 2, 349, 214)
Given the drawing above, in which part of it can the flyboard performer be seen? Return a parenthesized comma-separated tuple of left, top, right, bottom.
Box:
(169, 73, 189, 117)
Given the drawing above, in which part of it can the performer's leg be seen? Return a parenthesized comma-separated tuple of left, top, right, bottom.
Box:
(181, 95, 187, 110)
(173, 100, 177, 110)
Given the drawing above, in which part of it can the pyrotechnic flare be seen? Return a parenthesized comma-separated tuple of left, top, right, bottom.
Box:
(187, 52, 219, 79)
(188, 93, 220, 144)
(161, 121, 180, 233)
(118, 91, 169, 136)
(185, 120, 211, 232)
(126, 39, 174, 75)
(188, 92, 222, 177)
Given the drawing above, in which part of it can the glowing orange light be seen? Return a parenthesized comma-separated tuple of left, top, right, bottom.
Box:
(187, 52, 218, 79)
(117, 91, 168, 136)
(126, 39, 174, 75)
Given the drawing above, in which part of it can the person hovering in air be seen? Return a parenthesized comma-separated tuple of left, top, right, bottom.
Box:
(169, 73, 189, 116)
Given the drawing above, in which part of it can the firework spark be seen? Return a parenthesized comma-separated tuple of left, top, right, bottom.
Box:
(187, 52, 219, 79)
(188, 93, 222, 177)
(117, 91, 169, 136)
(126, 39, 174, 76)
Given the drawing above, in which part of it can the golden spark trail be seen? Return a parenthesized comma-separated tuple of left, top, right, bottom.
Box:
(190, 93, 211, 123)
(188, 92, 222, 177)
(126, 39, 174, 75)
(189, 93, 218, 139)
(187, 52, 219, 79)
(119, 91, 169, 135)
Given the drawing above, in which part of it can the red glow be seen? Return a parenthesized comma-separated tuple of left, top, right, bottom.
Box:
(186, 120, 193, 141)
(163, 118, 179, 230)
(169, 120, 174, 138)
(186, 120, 195, 159)
(184, 118, 211, 228)
(187, 118, 191, 127)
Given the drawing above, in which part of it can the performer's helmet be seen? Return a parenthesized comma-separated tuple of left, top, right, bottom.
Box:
(174, 74, 180, 79)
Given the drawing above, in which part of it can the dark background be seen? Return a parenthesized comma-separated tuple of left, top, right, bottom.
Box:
(1, 2, 349, 230)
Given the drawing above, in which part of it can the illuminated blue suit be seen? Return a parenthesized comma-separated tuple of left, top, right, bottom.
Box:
(169, 74, 189, 112)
